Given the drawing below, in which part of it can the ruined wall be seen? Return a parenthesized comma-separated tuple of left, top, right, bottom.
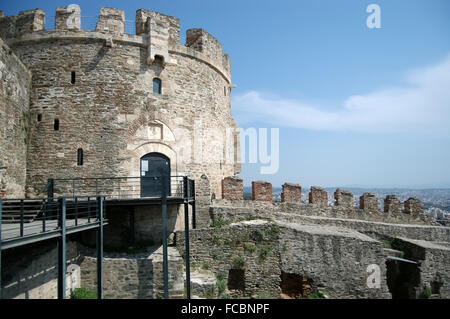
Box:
(176, 220, 282, 298)
(0, 37, 31, 198)
(278, 221, 391, 299)
(176, 220, 393, 299)
(0, 7, 240, 201)
(79, 246, 184, 299)
(1, 240, 80, 299)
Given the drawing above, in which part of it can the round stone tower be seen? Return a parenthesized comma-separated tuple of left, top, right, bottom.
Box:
(0, 6, 241, 199)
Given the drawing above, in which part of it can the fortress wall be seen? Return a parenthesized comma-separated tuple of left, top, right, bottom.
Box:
(400, 239, 450, 299)
(1, 240, 80, 299)
(278, 222, 391, 299)
(175, 220, 282, 298)
(0, 38, 31, 198)
(176, 220, 392, 298)
(7, 33, 235, 198)
(79, 246, 184, 299)
(0, 7, 239, 201)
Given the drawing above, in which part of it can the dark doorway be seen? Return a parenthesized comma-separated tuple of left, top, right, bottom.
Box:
(227, 269, 245, 292)
(386, 260, 421, 299)
(280, 272, 313, 299)
(140, 152, 170, 197)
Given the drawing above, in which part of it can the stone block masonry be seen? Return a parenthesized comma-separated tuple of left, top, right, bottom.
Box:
(309, 186, 328, 206)
(404, 198, 424, 218)
(334, 188, 354, 210)
(360, 192, 379, 212)
(222, 176, 243, 200)
(0, 38, 31, 198)
(252, 181, 272, 202)
(384, 195, 402, 214)
(55, 4, 81, 31)
(281, 183, 301, 203)
(95, 7, 125, 34)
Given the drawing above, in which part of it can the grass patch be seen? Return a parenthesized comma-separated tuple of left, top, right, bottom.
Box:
(71, 288, 97, 299)
(217, 278, 227, 295)
(243, 242, 257, 253)
(259, 246, 271, 261)
(232, 255, 246, 269)
(211, 249, 224, 261)
(420, 286, 431, 299)
(211, 219, 230, 228)
(307, 292, 325, 299)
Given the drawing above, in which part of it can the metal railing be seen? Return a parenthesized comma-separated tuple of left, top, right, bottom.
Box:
(46, 176, 195, 201)
(0, 196, 105, 249)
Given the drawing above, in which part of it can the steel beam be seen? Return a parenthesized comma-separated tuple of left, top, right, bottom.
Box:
(161, 176, 169, 299)
(184, 201, 191, 299)
(97, 197, 104, 299)
(57, 197, 66, 299)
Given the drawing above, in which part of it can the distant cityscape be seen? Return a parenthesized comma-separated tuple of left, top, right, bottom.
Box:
(244, 186, 450, 225)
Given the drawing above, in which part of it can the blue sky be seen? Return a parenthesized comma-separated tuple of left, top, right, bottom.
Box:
(3, 0, 450, 188)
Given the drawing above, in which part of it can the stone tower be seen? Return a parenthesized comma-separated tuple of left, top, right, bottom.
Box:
(0, 6, 241, 200)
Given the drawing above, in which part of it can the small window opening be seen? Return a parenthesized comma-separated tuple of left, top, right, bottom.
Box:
(153, 78, 162, 94)
(224, 86, 227, 96)
(37, 114, 42, 122)
(77, 148, 84, 166)
(54, 119, 59, 131)
(71, 71, 76, 84)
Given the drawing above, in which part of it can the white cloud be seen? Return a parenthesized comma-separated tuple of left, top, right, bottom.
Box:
(232, 54, 450, 137)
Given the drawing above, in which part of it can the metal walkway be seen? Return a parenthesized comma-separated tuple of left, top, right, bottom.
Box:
(0, 175, 194, 299)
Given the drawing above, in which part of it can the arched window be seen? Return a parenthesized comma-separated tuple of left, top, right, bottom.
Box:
(77, 148, 83, 166)
(153, 78, 162, 94)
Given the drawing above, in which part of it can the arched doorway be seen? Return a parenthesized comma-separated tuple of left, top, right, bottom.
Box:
(140, 152, 171, 197)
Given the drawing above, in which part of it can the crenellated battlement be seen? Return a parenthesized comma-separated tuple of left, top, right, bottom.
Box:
(0, 5, 231, 79)
(219, 177, 434, 225)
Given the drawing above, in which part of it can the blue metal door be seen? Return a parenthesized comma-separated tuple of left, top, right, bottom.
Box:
(140, 153, 170, 197)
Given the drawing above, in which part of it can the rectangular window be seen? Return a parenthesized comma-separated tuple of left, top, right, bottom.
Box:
(71, 71, 76, 84)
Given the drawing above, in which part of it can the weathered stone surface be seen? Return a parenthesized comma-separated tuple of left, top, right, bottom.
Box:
(16, 9, 45, 37)
(281, 183, 301, 203)
(0, 38, 31, 198)
(55, 4, 81, 31)
(222, 176, 243, 200)
(360, 192, 379, 212)
(95, 7, 125, 34)
(252, 181, 272, 202)
(0, 7, 239, 204)
(384, 195, 402, 214)
(80, 246, 184, 299)
(309, 186, 328, 206)
(334, 188, 354, 209)
(404, 198, 424, 218)
(2, 241, 80, 299)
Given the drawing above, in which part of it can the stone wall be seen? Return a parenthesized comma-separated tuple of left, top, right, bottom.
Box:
(334, 188, 354, 210)
(175, 220, 392, 298)
(278, 221, 391, 298)
(209, 199, 446, 240)
(404, 198, 424, 218)
(360, 192, 379, 212)
(309, 186, 328, 206)
(79, 246, 184, 299)
(222, 176, 243, 200)
(1, 240, 81, 299)
(0, 37, 31, 198)
(390, 238, 450, 299)
(281, 183, 301, 203)
(384, 195, 402, 214)
(0, 7, 239, 200)
(176, 220, 282, 298)
(252, 181, 272, 202)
